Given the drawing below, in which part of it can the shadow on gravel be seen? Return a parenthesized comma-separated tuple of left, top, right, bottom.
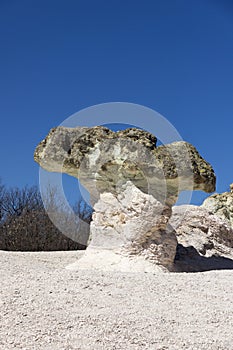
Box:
(174, 244, 233, 273)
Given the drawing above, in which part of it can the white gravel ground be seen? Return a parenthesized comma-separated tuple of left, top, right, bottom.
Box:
(1, 250, 233, 350)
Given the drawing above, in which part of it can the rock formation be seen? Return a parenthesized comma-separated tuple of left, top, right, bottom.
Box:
(90, 181, 177, 269)
(34, 126, 215, 206)
(169, 205, 233, 272)
(34, 125, 216, 271)
(202, 184, 233, 228)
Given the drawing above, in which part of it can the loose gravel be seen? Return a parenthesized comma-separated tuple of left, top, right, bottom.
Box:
(0, 250, 233, 350)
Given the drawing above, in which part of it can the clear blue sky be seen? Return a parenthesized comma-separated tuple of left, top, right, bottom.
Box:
(0, 0, 232, 205)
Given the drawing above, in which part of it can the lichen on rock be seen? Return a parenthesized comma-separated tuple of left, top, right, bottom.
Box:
(202, 184, 233, 228)
(34, 126, 216, 205)
(34, 125, 216, 271)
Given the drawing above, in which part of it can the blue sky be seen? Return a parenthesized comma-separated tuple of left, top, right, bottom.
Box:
(0, 0, 232, 205)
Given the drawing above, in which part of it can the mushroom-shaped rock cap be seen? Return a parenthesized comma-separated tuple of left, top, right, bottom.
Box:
(34, 125, 216, 205)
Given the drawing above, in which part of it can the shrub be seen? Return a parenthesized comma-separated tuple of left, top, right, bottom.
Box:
(0, 184, 92, 251)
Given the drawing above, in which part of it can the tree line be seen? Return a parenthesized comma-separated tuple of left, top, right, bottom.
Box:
(0, 179, 92, 251)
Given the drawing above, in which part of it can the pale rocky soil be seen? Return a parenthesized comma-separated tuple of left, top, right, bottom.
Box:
(1, 250, 233, 350)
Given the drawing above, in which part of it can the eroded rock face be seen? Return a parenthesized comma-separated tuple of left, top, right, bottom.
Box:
(202, 184, 233, 228)
(89, 181, 177, 269)
(34, 125, 216, 270)
(154, 142, 215, 194)
(169, 205, 233, 272)
(34, 126, 216, 206)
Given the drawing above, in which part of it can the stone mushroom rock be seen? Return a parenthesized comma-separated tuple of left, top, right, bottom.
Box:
(202, 184, 233, 228)
(34, 125, 216, 271)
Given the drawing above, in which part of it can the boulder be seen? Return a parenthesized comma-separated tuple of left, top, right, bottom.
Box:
(202, 184, 233, 228)
(169, 205, 233, 272)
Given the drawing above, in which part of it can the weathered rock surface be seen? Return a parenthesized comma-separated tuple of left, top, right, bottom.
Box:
(169, 205, 233, 272)
(34, 125, 216, 270)
(154, 142, 215, 194)
(202, 184, 233, 228)
(87, 181, 177, 270)
(34, 126, 216, 206)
